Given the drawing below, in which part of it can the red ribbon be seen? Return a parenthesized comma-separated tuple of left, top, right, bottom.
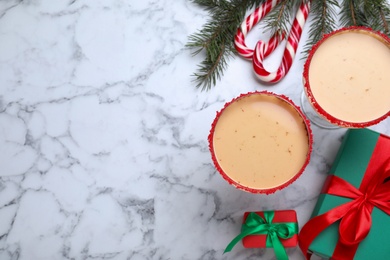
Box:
(299, 135, 390, 260)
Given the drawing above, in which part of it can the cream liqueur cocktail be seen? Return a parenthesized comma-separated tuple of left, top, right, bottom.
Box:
(305, 28, 390, 127)
(211, 93, 311, 193)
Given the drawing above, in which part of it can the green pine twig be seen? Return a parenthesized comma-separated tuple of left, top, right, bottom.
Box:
(187, 0, 267, 90)
(340, 0, 364, 26)
(361, 0, 390, 34)
(263, 0, 291, 38)
(303, 0, 339, 55)
(263, 0, 305, 37)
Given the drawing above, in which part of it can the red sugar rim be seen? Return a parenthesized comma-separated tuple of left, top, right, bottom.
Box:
(208, 91, 313, 194)
(303, 26, 390, 128)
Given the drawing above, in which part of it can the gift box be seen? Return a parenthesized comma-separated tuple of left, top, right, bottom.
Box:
(299, 128, 390, 260)
(225, 210, 298, 260)
(242, 210, 298, 248)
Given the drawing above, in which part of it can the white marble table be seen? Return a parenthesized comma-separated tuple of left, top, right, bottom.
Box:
(1, 1, 389, 259)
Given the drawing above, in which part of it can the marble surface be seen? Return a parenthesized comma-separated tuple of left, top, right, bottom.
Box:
(0, 1, 389, 259)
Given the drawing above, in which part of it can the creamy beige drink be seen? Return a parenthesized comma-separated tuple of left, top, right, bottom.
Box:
(212, 93, 310, 191)
(307, 29, 390, 124)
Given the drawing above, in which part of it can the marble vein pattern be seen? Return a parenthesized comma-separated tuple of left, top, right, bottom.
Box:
(0, 0, 390, 260)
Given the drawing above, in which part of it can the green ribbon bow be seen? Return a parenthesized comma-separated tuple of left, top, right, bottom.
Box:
(224, 211, 298, 260)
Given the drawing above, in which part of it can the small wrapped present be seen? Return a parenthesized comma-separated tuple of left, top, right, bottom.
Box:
(299, 128, 390, 259)
(225, 210, 298, 260)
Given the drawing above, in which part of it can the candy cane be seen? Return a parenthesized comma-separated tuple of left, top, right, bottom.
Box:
(234, 0, 282, 59)
(253, 1, 311, 82)
(234, 0, 311, 83)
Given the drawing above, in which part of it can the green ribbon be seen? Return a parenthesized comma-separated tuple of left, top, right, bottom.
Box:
(224, 211, 298, 260)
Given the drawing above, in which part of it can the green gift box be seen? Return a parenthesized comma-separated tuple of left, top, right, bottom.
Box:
(299, 128, 390, 259)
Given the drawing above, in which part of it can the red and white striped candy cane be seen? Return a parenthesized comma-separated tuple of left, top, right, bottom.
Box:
(253, 1, 311, 82)
(234, 0, 282, 59)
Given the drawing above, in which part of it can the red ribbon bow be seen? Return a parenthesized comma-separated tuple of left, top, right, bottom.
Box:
(299, 136, 390, 260)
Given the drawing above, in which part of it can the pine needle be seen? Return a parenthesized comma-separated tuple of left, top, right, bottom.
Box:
(263, 0, 307, 37)
(303, 0, 339, 55)
(361, 0, 390, 34)
(340, 0, 363, 26)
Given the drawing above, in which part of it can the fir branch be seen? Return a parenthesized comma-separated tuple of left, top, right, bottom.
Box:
(339, 0, 390, 34)
(378, 6, 390, 34)
(187, 0, 267, 90)
(363, 0, 390, 34)
(192, 0, 221, 10)
(263, 0, 305, 37)
(303, 0, 339, 55)
(263, 0, 291, 37)
(340, 0, 365, 27)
